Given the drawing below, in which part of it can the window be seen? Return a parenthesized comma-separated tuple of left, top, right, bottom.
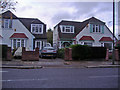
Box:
(12, 39, 25, 49)
(4, 19, 12, 28)
(90, 24, 104, 33)
(60, 25, 74, 33)
(31, 24, 43, 34)
(84, 42, 92, 46)
(21, 39, 24, 47)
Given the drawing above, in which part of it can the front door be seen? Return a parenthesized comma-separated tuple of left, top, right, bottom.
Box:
(35, 40, 41, 50)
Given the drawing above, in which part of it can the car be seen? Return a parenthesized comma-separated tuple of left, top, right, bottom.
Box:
(40, 47, 57, 58)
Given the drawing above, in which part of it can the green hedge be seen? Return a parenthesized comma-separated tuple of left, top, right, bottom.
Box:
(70, 44, 91, 60)
(0, 44, 8, 60)
(70, 45, 106, 60)
(57, 48, 65, 59)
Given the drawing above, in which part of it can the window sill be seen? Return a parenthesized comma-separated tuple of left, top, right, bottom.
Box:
(32, 32, 43, 34)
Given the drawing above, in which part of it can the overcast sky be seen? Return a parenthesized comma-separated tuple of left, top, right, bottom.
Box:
(12, 0, 119, 38)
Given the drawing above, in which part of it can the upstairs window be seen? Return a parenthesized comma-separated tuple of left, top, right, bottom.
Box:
(3, 19, 12, 28)
(60, 25, 74, 33)
(90, 24, 104, 33)
(31, 24, 43, 34)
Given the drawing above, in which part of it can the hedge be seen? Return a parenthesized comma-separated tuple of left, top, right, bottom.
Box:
(70, 45, 106, 60)
(57, 48, 65, 59)
(70, 44, 91, 60)
(0, 44, 8, 60)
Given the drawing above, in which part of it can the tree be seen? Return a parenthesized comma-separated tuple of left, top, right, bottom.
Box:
(47, 28, 53, 46)
(0, 0, 17, 13)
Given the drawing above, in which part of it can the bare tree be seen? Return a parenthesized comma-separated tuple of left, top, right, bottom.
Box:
(0, 0, 17, 13)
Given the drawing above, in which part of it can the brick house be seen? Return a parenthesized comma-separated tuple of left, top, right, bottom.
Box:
(0, 10, 47, 50)
(53, 17, 115, 49)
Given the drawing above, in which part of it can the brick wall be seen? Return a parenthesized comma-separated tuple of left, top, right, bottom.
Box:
(22, 47, 39, 61)
(64, 48, 72, 61)
(106, 49, 119, 60)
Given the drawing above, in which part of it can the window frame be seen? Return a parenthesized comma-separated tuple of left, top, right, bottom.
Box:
(31, 24, 43, 34)
(91, 24, 103, 33)
(84, 42, 93, 46)
(4, 19, 12, 28)
(12, 39, 26, 49)
(60, 25, 74, 33)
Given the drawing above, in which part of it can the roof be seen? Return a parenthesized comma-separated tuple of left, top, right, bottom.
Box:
(79, 36, 94, 41)
(2, 10, 18, 19)
(19, 18, 47, 39)
(55, 17, 105, 40)
(99, 37, 113, 42)
(2, 10, 47, 39)
(10, 33, 28, 38)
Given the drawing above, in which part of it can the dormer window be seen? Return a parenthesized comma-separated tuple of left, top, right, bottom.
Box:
(31, 24, 43, 34)
(90, 24, 104, 34)
(3, 19, 12, 28)
(60, 25, 74, 33)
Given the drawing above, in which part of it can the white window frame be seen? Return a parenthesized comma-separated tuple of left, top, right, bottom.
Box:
(60, 25, 74, 33)
(12, 39, 26, 49)
(83, 42, 93, 46)
(4, 19, 12, 28)
(31, 24, 43, 34)
(92, 24, 102, 33)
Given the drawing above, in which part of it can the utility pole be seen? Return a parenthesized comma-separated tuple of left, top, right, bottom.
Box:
(112, 0, 115, 65)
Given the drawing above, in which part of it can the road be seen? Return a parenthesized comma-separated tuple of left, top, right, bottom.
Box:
(2, 68, 119, 88)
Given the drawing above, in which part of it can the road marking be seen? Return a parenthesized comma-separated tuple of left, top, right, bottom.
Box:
(1, 78, 48, 82)
(89, 75, 119, 78)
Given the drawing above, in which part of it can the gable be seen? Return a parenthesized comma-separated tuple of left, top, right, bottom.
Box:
(2, 10, 47, 39)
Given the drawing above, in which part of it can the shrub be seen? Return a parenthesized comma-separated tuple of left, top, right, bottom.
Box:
(90, 47, 106, 59)
(57, 48, 65, 59)
(0, 44, 8, 60)
(70, 44, 91, 60)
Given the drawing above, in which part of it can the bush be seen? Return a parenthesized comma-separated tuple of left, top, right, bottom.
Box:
(90, 47, 106, 59)
(57, 48, 65, 59)
(0, 44, 8, 60)
(70, 44, 91, 60)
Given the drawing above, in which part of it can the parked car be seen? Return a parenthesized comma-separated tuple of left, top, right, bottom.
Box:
(40, 47, 57, 58)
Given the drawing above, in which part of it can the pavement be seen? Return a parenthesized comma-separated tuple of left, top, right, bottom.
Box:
(1, 58, 120, 69)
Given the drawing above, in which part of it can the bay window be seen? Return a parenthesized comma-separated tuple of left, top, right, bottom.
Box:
(12, 39, 26, 49)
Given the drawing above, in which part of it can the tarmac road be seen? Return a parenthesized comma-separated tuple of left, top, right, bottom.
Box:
(2, 68, 119, 88)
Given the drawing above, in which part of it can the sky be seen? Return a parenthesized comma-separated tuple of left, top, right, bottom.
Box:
(11, 0, 119, 38)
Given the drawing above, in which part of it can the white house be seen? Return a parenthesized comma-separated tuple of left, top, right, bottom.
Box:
(53, 17, 114, 49)
(0, 10, 47, 50)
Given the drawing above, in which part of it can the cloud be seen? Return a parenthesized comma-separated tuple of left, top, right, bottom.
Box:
(14, 1, 115, 32)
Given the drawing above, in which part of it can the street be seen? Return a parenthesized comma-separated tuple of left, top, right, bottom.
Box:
(2, 68, 119, 88)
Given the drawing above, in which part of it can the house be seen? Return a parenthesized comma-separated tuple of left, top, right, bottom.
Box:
(53, 17, 114, 49)
(0, 10, 47, 50)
